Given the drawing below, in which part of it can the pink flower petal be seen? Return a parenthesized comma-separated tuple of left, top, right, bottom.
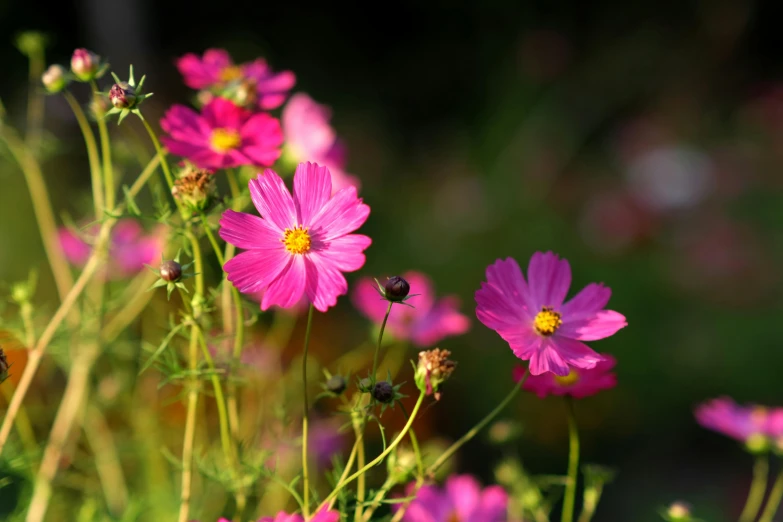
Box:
(446, 475, 482, 519)
(305, 255, 348, 312)
(294, 162, 332, 225)
(219, 209, 281, 250)
(309, 186, 370, 240)
(249, 170, 297, 232)
(224, 248, 290, 294)
(560, 282, 612, 321)
(202, 97, 245, 130)
(410, 296, 471, 346)
(550, 336, 603, 371)
(528, 341, 569, 376)
(527, 251, 571, 308)
(478, 485, 510, 521)
(262, 256, 306, 310)
(316, 234, 371, 272)
(559, 309, 628, 341)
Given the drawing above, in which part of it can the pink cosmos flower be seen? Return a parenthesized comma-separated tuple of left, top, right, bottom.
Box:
(352, 271, 470, 347)
(695, 397, 783, 445)
(475, 252, 627, 376)
(58, 219, 163, 279)
(397, 474, 508, 522)
(513, 355, 617, 399)
(219, 162, 371, 312)
(160, 97, 283, 170)
(283, 93, 359, 192)
(176, 48, 295, 109)
(256, 509, 339, 522)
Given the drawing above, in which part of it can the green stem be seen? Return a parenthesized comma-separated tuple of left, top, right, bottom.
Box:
(139, 116, 177, 206)
(177, 326, 200, 522)
(739, 455, 769, 522)
(201, 215, 225, 265)
(63, 90, 103, 218)
(25, 46, 45, 152)
(90, 80, 114, 211)
(317, 391, 426, 511)
(758, 467, 783, 522)
(427, 370, 529, 475)
(562, 397, 580, 522)
(301, 304, 315, 517)
(372, 302, 394, 380)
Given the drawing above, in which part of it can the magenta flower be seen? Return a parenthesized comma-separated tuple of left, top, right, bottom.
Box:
(58, 219, 163, 279)
(283, 93, 359, 192)
(176, 48, 295, 109)
(397, 474, 508, 522)
(219, 162, 371, 312)
(475, 252, 627, 376)
(256, 510, 339, 522)
(513, 354, 617, 399)
(160, 97, 283, 170)
(695, 397, 783, 446)
(352, 271, 470, 347)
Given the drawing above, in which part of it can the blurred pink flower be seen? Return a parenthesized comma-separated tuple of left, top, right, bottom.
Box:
(176, 48, 295, 109)
(256, 509, 339, 522)
(475, 252, 626, 376)
(282, 93, 359, 192)
(352, 271, 470, 347)
(513, 354, 617, 399)
(220, 162, 371, 312)
(396, 474, 508, 522)
(161, 97, 283, 170)
(695, 397, 783, 445)
(58, 219, 163, 279)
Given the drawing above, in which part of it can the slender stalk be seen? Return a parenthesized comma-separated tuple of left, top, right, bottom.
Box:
(24, 44, 45, 152)
(84, 404, 128, 516)
(759, 467, 783, 522)
(0, 383, 37, 462)
(562, 397, 580, 522)
(317, 391, 426, 511)
(301, 304, 315, 518)
(354, 397, 367, 522)
(90, 80, 114, 210)
(427, 370, 529, 475)
(1, 127, 74, 305)
(739, 455, 769, 522)
(178, 327, 200, 522)
(372, 302, 394, 380)
(63, 90, 103, 218)
(361, 476, 396, 522)
(139, 116, 175, 194)
(100, 269, 158, 343)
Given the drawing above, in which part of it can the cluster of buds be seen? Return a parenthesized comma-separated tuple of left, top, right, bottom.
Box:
(415, 348, 456, 401)
(172, 167, 216, 213)
(105, 66, 153, 124)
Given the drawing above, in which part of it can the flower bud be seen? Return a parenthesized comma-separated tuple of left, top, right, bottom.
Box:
(415, 348, 456, 401)
(160, 260, 182, 282)
(384, 276, 410, 302)
(358, 377, 373, 393)
(90, 96, 110, 120)
(325, 375, 346, 395)
(41, 64, 68, 93)
(109, 82, 136, 109)
(71, 48, 100, 81)
(666, 501, 692, 521)
(387, 444, 417, 484)
(372, 381, 394, 403)
(172, 168, 215, 213)
(745, 433, 770, 454)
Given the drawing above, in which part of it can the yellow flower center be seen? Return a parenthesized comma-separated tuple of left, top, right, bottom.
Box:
(554, 370, 580, 386)
(534, 306, 562, 336)
(210, 128, 242, 153)
(282, 226, 311, 254)
(220, 65, 243, 83)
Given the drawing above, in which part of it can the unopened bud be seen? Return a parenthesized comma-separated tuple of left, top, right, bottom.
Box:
(415, 348, 456, 400)
(70, 48, 100, 81)
(387, 445, 417, 484)
(160, 260, 182, 282)
(172, 168, 215, 212)
(42, 65, 68, 93)
(325, 375, 346, 395)
(372, 381, 394, 403)
(358, 377, 373, 393)
(109, 82, 136, 109)
(666, 501, 692, 521)
(384, 276, 410, 302)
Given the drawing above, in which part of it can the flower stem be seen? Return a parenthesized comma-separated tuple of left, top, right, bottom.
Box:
(139, 115, 176, 198)
(739, 455, 769, 522)
(24, 43, 45, 152)
(84, 403, 128, 516)
(372, 302, 394, 380)
(177, 326, 200, 522)
(562, 397, 580, 522)
(301, 303, 315, 518)
(91, 80, 114, 210)
(317, 391, 426, 511)
(63, 90, 103, 218)
(758, 466, 783, 522)
(427, 370, 529, 475)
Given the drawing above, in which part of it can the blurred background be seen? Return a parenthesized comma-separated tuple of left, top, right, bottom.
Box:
(3, 0, 783, 520)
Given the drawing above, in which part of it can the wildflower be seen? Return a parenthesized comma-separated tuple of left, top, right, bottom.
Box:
(70, 48, 105, 81)
(159, 260, 182, 282)
(176, 48, 295, 109)
(415, 348, 456, 400)
(384, 276, 411, 302)
(109, 82, 136, 109)
(219, 162, 370, 312)
(695, 397, 783, 452)
(171, 167, 216, 212)
(352, 271, 470, 347)
(256, 509, 339, 522)
(475, 252, 627, 376)
(58, 219, 163, 279)
(397, 474, 508, 522)
(41, 65, 68, 93)
(282, 93, 359, 192)
(104, 66, 153, 124)
(513, 354, 617, 399)
(161, 97, 283, 169)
